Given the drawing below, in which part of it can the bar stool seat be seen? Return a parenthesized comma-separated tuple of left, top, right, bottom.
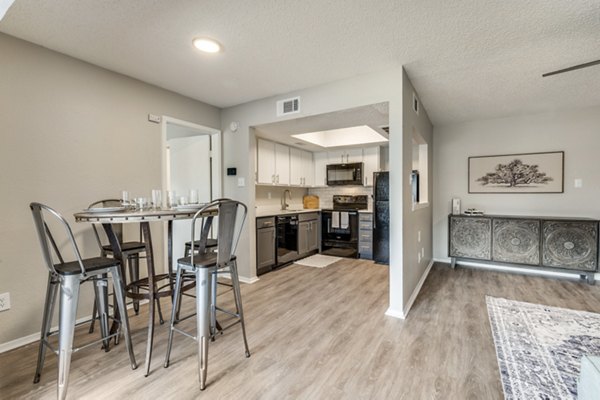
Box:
(55, 257, 120, 275)
(102, 241, 146, 253)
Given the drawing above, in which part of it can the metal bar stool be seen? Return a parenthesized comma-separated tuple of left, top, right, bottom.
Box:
(30, 203, 137, 400)
(87, 199, 150, 336)
(164, 199, 250, 390)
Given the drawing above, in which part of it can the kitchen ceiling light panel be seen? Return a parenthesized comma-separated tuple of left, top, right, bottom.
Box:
(291, 125, 388, 148)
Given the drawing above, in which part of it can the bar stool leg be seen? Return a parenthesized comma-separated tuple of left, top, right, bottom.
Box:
(94, 275, 110, 352)
(33, 274, 58, 384)
(57, 275, 80, 400)
(230, 260, 250, 358)
(111, 266, 137, 370)
(196, 267, 211, 390)
(210, 270, 218, 339)
(129, 254, 140, 314)
(164, 266, 184, 368)
(88, 299, 98, 334)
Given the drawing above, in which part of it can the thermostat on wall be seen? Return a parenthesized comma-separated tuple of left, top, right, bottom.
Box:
(227, 168, 237, 176)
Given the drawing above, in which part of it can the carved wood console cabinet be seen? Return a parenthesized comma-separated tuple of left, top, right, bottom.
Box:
(448, 214, 598, 284)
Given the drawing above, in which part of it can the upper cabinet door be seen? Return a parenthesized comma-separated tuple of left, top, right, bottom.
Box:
(257, 138, 276, 184)
(362, 146, 380, 186)
(345, 148, 363, 163)
(327, 150, 346, 164)
(274, 143, 290, 185)
(289, 147, 304, 186)
(302, 150, 314, 187)
(313, 151, 328, 187)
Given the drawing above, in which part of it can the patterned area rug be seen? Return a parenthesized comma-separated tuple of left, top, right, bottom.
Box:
(486, 296, 600, 400)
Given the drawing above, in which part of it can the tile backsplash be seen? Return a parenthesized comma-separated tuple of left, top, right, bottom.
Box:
(255, 186, 307, 212)
(308, 186, 373, 209)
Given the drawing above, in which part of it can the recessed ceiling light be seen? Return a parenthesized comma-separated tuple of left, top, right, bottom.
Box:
(192, 37, 222, 53)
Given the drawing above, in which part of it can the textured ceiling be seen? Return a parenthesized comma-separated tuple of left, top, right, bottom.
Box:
(1, 1, 599, 125)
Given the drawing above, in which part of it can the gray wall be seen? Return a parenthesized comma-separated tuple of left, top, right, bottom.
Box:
(433, 105, 600, 261)
(0, 33, 220, 346)
(402, 70, 434, 309)
(220, 68, 408, 314)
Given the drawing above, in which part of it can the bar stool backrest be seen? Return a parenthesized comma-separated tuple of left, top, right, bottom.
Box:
(30, 202, 86, 276)
(190, 199, 247, 268)
(88, 199, 124, 247)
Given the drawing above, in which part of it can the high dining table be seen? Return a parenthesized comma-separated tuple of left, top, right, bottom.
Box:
(74, 205, 217, 376)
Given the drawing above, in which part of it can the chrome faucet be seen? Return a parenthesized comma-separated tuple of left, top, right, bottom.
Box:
(281, 189, 292, 210)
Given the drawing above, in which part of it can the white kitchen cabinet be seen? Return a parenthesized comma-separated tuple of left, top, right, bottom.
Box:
(362, 146, 380, 186)
(290, 147, 303, 186)
(274, 143, 290, 185)
(257, 138, 276, 184)
(328, 148, 363, 164)
(345, 148, 363, 163)
(302, 150, 314, 186)
(256, 138, 290, 185)
(290, 148, 313, 186)
(313, 151, 328, 187)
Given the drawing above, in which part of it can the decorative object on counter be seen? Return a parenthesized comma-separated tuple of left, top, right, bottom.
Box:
(487, 296, 600, 400)
(303, 195, 319, 209)
(451, 198, 461, 215)
(448, 214, 598, 284)
(294, 254, 341, 268)
(463, 208, 484, 216)
(468, 151, 564, 193)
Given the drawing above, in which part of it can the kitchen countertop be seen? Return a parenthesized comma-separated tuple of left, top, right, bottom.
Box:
(256, 208, 322, 218)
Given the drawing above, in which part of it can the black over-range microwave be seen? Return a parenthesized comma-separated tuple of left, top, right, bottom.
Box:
(326, 162, 363, 186)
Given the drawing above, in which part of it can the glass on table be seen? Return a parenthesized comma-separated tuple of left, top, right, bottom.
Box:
(135, 197, 148, 210)
(179, 196, 188, 206)
(151, 189, 162, 209)
(121, 190, 130, 206)
(189, 189, 199, 204)
(166, 191, 177, 208)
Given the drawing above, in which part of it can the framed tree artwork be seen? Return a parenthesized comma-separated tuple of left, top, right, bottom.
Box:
(468, 151, 564, 193)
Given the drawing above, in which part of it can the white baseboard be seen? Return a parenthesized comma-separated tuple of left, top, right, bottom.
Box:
(0, 299, 149, 354)
(402, 259, 434, 317)
(219, 273, 259, 284)
(433, 257, 600, 281)
(385, 307, 405, 319)
(384, 259, 434, 320)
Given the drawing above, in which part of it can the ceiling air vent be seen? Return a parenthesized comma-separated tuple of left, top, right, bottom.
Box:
(276, 97, 300, 116)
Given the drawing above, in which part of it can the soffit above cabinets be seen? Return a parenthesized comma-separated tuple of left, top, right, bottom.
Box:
(254, 103, 389, 152)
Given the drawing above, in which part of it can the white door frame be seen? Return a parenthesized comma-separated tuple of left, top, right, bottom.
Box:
(160, 116, 222, 270)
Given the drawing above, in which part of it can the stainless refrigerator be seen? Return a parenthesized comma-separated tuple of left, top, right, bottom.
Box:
(373, 171, 389, 264)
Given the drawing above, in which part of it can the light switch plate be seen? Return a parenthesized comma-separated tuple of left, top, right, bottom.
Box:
(237, 177, 245, 187)
(574, 178, 583, 188)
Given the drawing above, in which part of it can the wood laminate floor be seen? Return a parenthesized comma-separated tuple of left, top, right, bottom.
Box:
(2, 261, 600, 399)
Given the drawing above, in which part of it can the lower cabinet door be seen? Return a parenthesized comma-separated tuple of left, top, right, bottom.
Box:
(542, 221, 598, 271)
(449, 216, 492, 260)
(492, 219, 540, 265)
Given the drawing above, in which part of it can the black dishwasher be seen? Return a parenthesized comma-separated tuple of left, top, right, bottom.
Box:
(276, 215, 299, 267)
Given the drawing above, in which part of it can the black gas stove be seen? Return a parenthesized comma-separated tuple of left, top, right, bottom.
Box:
(321, 195, 368, 258)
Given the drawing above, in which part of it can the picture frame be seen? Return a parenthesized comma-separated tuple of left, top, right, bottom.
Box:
(468, 151, 564, 194)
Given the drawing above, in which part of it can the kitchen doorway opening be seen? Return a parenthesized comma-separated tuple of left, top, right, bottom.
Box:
(161, 116, 221, 269)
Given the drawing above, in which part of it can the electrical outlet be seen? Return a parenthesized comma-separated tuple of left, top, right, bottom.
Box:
(418, 230, 421, 242)
(421, 248, 425, 258)
(0, 292, 10, 312)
